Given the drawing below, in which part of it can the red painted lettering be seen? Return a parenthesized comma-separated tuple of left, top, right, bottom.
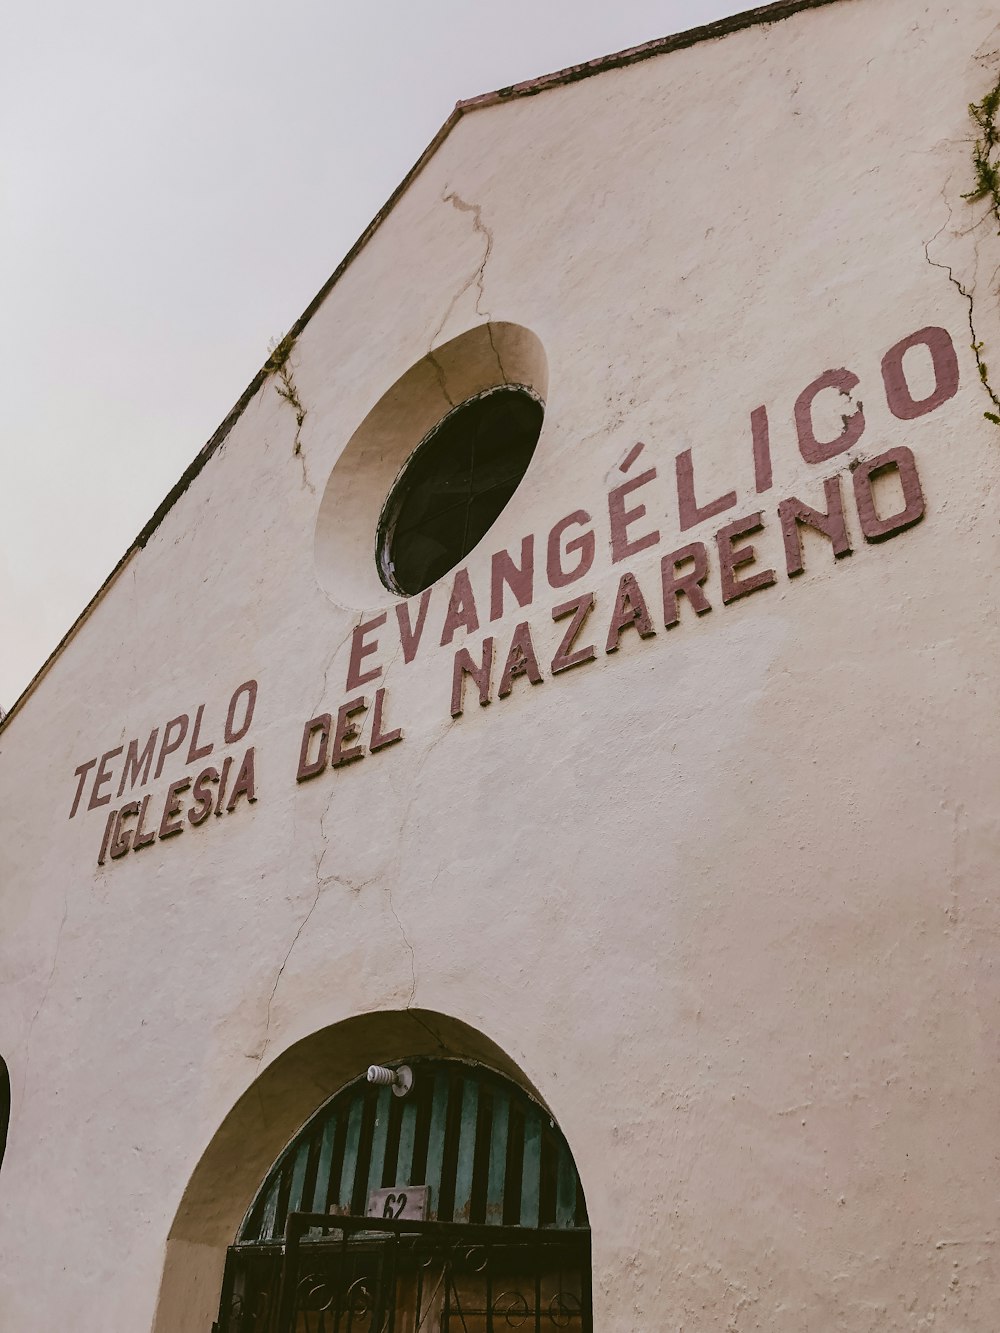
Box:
(440, 569, 480, 646)
(347, 614, 386, 690)
(608, 469, 660, 563)
(550, 594, 597, 675)
(751, 405, 773, 494)
(224, 680, 258, 744)
(214, 756, 234, 816)
(132, 794, 157, 851)
(715, 512, 777, 604)
(852, 447, 926, 542)
(110, 802, 140, 859)
(490, 536, 534, 622)
(498, 622, 543, 698)
(159, 779, 191, 839)
(185, 704, 214, 764)
(370, 688, 403, 752)
(226, 747, 257, 812)
(89, 746, 124, 811)
(188, 767, 219, 826)
(795, 368, 865, 464)
(882, 326, 960, 420)
(451, 639, 494, 717)
(97, 808, 117, 865)
(155, 715, 189, 780)
(69, 757, 97, 819)
(660, 543, 712, 628)
(605, 571, 656, 653)
(297, 714, 332, 782)
(778, 475, 852, 577)
(331, 698, 367, 767)
(547, 511, 595, 588)
(675, 449, 737, 531)
(395, 589, 432, 664)
(117, 729, 158, 798)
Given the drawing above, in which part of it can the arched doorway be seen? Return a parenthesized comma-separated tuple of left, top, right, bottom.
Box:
(213, 1057, 591, 1332)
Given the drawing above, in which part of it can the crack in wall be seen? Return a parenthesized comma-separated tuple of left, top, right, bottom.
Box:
(261, 656, 357, 1071)
(406, 1007, 450, 1052)
(442, 191, 494, 320)
(309, 619, 359, 723)
(263, 624, 418, 1060)
(318, 720, 455, 1020)
(927, 63, 1000, 427)
(925, 227, 1000, 424)
(485, 320, 509, 388)
(385, 881, 417, 1008)
(258, 190, 511, 1056)
(427, 351, 455, 408)
(374, 729, 459, 1014)
(395, 726, 454, 851)
(427, 191, 497, 401)
(255, 858, 329, 1070)
(265, 621, 360, 1065)
(424, 193, 515, 407)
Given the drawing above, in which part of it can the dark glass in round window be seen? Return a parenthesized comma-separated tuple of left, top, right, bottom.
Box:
(378, 385, 543, 597)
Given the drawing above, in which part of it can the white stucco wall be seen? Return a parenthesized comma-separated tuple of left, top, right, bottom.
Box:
(3, 0, 1000, 1327)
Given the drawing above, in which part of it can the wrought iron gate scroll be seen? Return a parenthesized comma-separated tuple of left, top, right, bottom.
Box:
(215, 1212, 593, 1333)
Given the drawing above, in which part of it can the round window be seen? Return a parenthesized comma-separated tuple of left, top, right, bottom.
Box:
(377, 385, 543, 597)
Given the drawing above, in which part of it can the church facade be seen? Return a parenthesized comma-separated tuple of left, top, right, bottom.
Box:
(3, 0, 1000, 1327)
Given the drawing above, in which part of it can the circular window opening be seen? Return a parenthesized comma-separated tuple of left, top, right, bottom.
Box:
(377, 384, 543, 597)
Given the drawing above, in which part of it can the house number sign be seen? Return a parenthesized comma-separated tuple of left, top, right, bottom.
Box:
(367, 1185, 429, 1221)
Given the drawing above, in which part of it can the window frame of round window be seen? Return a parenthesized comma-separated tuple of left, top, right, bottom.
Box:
(375, 383, 544, 598)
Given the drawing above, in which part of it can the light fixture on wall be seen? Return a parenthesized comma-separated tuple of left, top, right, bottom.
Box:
(366, 1064, 413, 1098)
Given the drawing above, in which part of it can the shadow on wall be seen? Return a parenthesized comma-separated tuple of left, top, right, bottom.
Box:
(0, 1056, 8, 1173)
(151, 1008, 555, 1333)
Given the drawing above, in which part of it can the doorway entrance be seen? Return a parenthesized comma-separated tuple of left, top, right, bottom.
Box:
(212, 1058, 591, 1332)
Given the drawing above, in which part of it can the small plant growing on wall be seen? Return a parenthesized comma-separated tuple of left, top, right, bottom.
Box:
(266, 332, 307, 450)
(961, 69, 1000, 425)
(964, 74, 1000, 227)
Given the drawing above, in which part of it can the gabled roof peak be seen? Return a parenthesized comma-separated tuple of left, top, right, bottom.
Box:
(0, 0, 855, 732)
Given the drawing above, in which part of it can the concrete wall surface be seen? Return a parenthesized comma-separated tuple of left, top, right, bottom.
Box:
(2, 0, 1000, 1327)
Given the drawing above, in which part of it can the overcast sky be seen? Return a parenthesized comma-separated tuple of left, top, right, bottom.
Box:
(1, 0, 747, 710)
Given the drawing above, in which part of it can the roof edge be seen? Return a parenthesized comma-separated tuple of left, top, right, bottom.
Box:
(0, 0, 853, 734)
(456, 0, 852, 112)
(0, 103, 464, 735)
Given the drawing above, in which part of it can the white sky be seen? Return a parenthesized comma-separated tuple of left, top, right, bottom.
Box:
(1, 0, 747, 710)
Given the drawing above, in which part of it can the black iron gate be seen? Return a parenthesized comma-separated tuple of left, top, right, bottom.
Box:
(215, 1213, 592, 1333)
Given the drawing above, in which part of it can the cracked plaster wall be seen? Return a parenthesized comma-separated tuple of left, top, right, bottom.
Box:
(2, 1, 1000, 1329)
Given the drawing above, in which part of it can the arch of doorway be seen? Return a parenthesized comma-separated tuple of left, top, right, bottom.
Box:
(151, 1007, 560, 1333)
